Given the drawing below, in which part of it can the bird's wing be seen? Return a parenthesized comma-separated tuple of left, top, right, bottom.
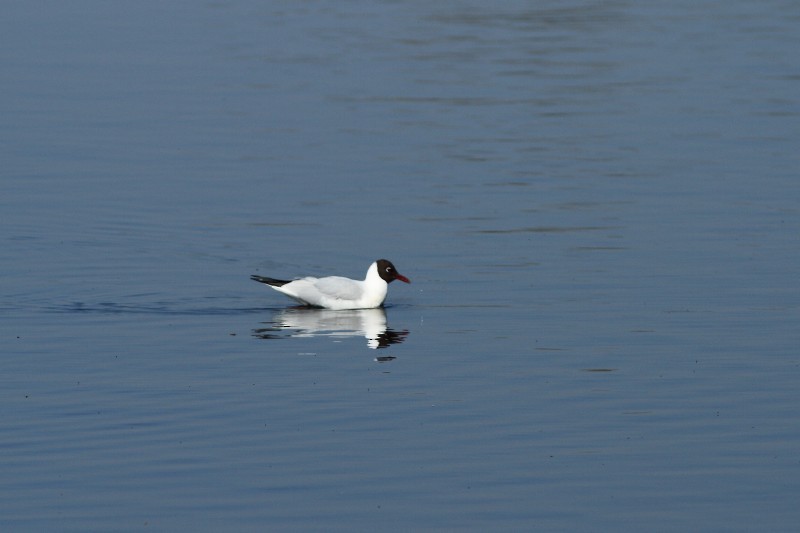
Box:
(313, 276, 364, 301)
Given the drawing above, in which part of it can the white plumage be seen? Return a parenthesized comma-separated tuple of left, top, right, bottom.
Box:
(251, 259, 410, 310)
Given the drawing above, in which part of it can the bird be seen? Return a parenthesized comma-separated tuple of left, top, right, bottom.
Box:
(250, 259, 410, 310)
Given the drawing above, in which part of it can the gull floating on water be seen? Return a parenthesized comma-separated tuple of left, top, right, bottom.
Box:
(250, 259, 410, 310)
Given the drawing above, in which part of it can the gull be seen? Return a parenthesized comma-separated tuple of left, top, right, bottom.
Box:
(251, 259, 410, 310)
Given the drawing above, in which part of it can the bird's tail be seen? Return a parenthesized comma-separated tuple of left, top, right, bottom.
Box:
(250, 274, 291, 287)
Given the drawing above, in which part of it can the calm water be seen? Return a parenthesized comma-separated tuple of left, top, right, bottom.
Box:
(2, 1, 799, 530)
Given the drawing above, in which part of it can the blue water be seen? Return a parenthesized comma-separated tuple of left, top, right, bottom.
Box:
(2, 1, 799, 530)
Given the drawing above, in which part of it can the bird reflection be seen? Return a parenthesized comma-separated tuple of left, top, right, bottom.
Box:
(252, 307, 409, 349)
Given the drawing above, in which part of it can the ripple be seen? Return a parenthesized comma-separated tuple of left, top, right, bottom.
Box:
(47, 301, 269, 316)
(474, 225, 620, 234)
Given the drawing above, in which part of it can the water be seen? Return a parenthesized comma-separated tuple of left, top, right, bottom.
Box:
(2, 1, 799, 530)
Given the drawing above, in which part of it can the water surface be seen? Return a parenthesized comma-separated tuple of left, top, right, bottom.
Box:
(2, 1, 799, 531)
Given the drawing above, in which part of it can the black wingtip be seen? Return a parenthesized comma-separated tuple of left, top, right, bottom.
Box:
(250, 275, 290, 287)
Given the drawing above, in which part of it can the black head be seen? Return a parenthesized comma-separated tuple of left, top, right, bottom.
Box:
(376, 259, 410, 284)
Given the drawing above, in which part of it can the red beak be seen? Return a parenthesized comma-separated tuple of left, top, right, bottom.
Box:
(395, 273, 410, 283)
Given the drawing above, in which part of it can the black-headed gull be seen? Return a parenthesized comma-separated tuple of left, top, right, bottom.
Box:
(251, 259, 410, 310)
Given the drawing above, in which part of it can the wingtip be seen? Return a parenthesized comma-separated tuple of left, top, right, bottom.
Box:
(250, 274, 290, 287)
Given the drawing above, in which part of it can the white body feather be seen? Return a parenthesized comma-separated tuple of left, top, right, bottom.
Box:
(271, 261, 389, 310)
